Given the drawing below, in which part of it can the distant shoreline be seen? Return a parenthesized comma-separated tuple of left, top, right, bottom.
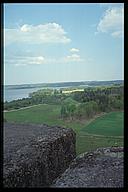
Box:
(4, 80, 124, 90)
(4, 81, 124, 103)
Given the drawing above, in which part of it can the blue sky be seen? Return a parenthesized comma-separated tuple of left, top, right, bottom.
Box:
(4, 3, 124, 85)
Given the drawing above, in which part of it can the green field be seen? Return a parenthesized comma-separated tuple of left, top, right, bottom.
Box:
(4, 104, 124, 155)
(81, 112, 124, 136)
(4, 104, 83, 132)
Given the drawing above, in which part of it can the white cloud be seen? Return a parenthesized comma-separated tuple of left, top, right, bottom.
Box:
(65, 54, 83, 62)
(29, 56, 45, 64)
(111, 30, 123, 38)
(5, 52, 84, 67)
(20, 24, 32, 32)
(5, 56, 45, 66)
(4, 22, 71, 45)
(15, 63, 27, 66)
(99, 3, 118, 7)
(70, 48, 79, 53)
(96, 6, 124, 38)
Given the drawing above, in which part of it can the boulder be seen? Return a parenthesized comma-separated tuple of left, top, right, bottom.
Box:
(52, 147, 123, 188)
(3, 122, 76, 187)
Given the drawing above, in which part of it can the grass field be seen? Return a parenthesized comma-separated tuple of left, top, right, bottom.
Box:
(4, 104, 124, 155)
(81, 112, 124, 136)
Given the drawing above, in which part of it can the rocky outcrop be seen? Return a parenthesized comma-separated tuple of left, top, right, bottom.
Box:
(52, 147, 123, 188)
(3, 123, 76, 187)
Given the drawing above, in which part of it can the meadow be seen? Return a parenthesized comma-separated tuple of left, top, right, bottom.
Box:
(81, 112, 123, 136)
(4, 104, 124, 155)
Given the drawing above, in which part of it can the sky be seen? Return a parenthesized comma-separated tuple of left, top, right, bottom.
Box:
(4, 3, 124, 85)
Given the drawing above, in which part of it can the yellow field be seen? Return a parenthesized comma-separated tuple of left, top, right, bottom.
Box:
(62, 89, 84, 94)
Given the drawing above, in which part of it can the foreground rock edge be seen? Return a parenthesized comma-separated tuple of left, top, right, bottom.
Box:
(51, 147, 123, 188)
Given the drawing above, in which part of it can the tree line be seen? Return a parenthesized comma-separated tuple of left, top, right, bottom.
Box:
(60, 86, 123, 120)
(4, 85, 123, 113)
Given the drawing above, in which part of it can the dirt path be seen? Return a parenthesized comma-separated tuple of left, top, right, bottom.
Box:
(71, 112, 107, 128)
(4, 103, 44, 112)
(78, 133, 123, 139)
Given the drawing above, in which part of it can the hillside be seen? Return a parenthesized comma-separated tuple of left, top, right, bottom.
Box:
(4, 104, 123, 155)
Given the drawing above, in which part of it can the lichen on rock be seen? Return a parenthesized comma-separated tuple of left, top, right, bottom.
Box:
(3, 122, 76, 187)
(52, 147, 124, 188)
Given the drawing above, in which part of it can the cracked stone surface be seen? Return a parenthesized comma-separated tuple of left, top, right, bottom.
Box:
(52, 147, 124, 188)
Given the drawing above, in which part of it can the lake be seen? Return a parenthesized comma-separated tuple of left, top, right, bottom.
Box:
(4, 80, 123, 102)
(4, 87, 44, 102)
(4, 86, 78, 102)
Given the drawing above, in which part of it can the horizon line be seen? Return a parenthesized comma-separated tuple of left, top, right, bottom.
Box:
(4, 79, 124, 86)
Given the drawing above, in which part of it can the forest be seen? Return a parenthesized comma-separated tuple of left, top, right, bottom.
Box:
(4, 85, 123, 121)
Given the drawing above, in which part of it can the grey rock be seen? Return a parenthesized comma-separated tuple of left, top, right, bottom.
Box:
(3, 122, 76, 187)
(52, 147, 124, 188)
